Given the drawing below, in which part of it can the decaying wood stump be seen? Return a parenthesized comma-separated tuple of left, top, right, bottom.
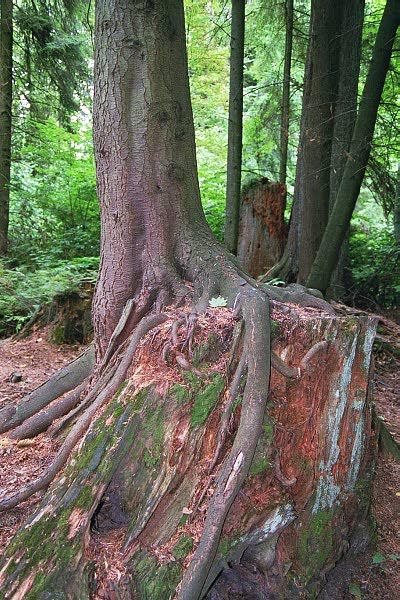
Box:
(48, 280, 94, 345)
(15, 281, 94, 345)
(0, 307, 377, 599)
(237, 179, 288, 278)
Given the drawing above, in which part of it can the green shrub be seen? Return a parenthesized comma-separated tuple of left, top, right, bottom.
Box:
(0, 257, 99, 338)
(348, 229, 399, 308)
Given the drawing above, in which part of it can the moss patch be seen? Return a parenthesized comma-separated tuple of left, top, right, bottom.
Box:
(249, 418, 274, 476)
(297, 509, 335, 582)
(172, 534, 193, 561)
(132, 551, 182, 599)
(169, 383, 189, 405)
(190, 373, 225, 427)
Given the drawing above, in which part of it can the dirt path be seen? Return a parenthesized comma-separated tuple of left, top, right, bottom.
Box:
(0, 315, 398, 598)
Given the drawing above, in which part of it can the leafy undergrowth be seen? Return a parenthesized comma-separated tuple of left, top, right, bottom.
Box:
(0, 310, 399, 598)
(0, 257, 99, 338)
(348, 230, 400, 310)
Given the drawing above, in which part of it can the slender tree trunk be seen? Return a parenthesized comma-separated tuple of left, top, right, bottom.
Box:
(224, 0, 245, 255)
(307, 0, 400, 293)
(279, 0, 293, 186)
(0, 0, 13, 256)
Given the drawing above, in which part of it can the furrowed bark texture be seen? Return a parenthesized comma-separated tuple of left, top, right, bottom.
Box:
(0, 0, 13, 256)
(92, 0, 213, 359)
(224, 0, 245, 255)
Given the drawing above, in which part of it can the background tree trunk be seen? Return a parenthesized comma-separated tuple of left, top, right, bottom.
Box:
(295, 0, 343, 284)
(279, 0, 293, 186)
(0, 0, 13, 256)
(269, 0, 365, 288)
(394, 162, 400, 243)
(224, 0, 245, 255)
(307, 0, 399, 293)
(328, 0, 365, 299)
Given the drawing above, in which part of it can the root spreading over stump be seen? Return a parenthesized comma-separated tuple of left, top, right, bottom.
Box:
(0, 269, 377, 599)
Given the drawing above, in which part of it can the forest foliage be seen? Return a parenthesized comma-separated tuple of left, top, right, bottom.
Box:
(0, 0, 398, 337)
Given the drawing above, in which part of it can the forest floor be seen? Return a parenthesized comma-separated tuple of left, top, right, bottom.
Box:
(0, 310, 399, 599)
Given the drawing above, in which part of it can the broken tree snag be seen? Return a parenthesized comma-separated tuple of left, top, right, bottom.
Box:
(237, 178, 288, 278)
(0, 308, 377, 600)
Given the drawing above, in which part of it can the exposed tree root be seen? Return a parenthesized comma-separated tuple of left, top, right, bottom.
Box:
(178, 290, 271, 600)
(7, 379, 89, 441)
(0, 314, 167, 512)
(0, 346, 95, 434)
(208, 348, 247, 474)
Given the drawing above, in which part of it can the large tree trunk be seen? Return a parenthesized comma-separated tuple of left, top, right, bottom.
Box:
(0, 2, 379, 599)
(92, 0, 213, 359)
(0, 0, 13, 256)
(224, 0, 245, 255)
(307, 0, 400, 293)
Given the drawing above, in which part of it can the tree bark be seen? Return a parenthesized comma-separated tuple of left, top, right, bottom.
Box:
(224, 0, 245, 255)
(307, 0, 400, 293)
(279, 0, 293, 186)
(92, 0, 213, 359)
(270, 0, 365, 288)
(328, 0, 365, 298)
(0, 0, 13, 256)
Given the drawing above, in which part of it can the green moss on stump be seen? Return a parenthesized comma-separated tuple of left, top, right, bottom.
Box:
(297, 509, 335, 582)
(172, 534, 193, 561)
(190, 373, 225, 427)
(132, 551, 182, 600)
(249, 417, 274, 476)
